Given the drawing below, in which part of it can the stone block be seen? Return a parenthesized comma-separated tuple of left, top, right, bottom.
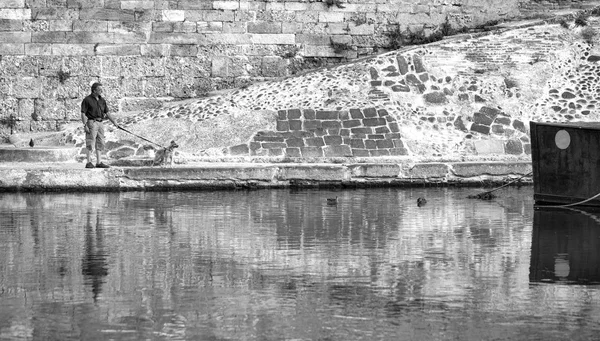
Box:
(141, 44, 169, 56)
(286, 138, 304, 147)
(303, 44, 356, 58)
(213, 0, 239, 10)
(80, 9, 135, 21)
(261, 55, 287, 77)
(173, 21, 197, 33)
(49, 20, 72, 31)
(474, 106, 500, 125)
(11, 76, 41, 98)
(299, 147, 323, 158)
(95, 44, 141, 55)
(119, 98, 164, 112)
(32, 31, 67, 43)
(505, 139, 523, 155)
(362, 118, 386, 126)
(24, 43, 50, 55)
(341, 120, 360, 128)
(251, 33, 294, 45)
(423, 91, 448, 104)
(403, 163, 448, 179)
(162, 9, 184, 21)
(0, 0, 25, 8)
(73, 20, 108, 32)
(323, 144, 352, 157)
(148, 32, 205, 44)
(177, 0, 212, 9)
(470, 123, 490, 135)
(279, 164, 346, 180)
(112, 32, 147, 44)
(315, 110, 338, 120)
(318, 11, 344, 22)
(204, 33, 250, 45)
(0, 42, 23, 54)
(261, 142, 286, 149)
(0, 19, 22, 31)
(389, 148, 408, 156)
(0, 32, 30, 43)
(276, 120, 289, 132)
(322, 121, 341, 129)
(473, 140, 504, 155)
(350, 163, 400, 177)
(211, 55, 229, 77)
(248, 21, 281, 34)
(295, 33, 330, 45)
(284, 2, 310, 11)
(324, 135, 342, 145)
(285, 147, 301, 157)
(223, 21, 246, 33)
(108, 21, 151, 34)
(67, 32, 114, 44)
(348, 23, 374, 35)
(288, 120, 301, 130)
(326, 22, 348, 34)
(51, 43, 94, 55)
(305, 137, 324, 147)
(0, 9, 30, 20)
(198, 21, 224, 32)
(153, 22, 174, 32)
(17, 98, 33, 118)
(202, 10, 234, 22)
(369, 150, 389, 157)
(169, 44, 197, 56)
(67, 0, 103, 8)
(121, 1, 155, 10)
(452, 162, 532, 177)
(287, 109, 301, 119)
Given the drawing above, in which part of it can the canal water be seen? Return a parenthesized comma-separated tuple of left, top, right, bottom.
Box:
(0, 187, 599, 340)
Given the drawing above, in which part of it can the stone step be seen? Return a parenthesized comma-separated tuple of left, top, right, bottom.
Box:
(0, 145, 81, 163)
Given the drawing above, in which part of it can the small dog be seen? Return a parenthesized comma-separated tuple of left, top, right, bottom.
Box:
(152, 140, 179, 167)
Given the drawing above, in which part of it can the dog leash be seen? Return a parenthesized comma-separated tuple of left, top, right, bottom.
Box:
(117, 126, 164, 148)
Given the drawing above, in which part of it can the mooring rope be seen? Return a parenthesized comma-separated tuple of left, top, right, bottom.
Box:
(467, 171, 533, 200)
(542, 191, 600, 208)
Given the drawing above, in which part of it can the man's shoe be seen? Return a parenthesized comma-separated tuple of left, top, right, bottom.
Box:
(96, 163, 110, 168)
(85, 162, 95, 169)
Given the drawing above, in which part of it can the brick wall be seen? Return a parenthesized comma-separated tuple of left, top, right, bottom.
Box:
(0, 0, 597, 139)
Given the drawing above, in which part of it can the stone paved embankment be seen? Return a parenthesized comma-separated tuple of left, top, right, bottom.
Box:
(0, 161, 532, 192)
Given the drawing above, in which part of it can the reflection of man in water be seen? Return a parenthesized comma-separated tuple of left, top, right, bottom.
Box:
(82, 210, 109, 302)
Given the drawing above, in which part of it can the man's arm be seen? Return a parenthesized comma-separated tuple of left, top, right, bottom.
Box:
(106, 112, 120, 129)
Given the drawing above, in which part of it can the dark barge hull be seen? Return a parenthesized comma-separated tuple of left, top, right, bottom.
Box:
(530, 121, 600, 207)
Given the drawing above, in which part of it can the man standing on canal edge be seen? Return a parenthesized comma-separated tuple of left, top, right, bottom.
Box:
(81, 82, 120, 169)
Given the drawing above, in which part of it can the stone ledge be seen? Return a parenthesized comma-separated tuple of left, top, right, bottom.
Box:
(0, 146, 80, 162)
(0, 161, 533, 192)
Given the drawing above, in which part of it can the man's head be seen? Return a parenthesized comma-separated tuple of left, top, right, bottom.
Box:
(91, 82, 103, 96)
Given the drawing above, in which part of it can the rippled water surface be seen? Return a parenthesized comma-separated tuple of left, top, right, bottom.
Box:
(1, 188, 600, 340)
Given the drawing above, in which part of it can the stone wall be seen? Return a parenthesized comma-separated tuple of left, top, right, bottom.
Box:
(1, 0, 598, 140)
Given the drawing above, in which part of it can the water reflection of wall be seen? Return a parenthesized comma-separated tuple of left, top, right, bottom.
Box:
(0, 189, 537, 340)
(530, 208, 600, 284)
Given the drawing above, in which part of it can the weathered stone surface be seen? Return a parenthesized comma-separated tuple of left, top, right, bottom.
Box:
(279, 165, 346, 180)
(451, 162, 531, 177)
(473, 140, 504, 155)
(402, 163, 448, 179)
(350, 163, 400, 177)
(505, 139, 523, 155)
(423, 91, 447, 104)
(323, 144, 351, 157)
(470, 124, 490, 135)
(413, 54, 425, 73)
